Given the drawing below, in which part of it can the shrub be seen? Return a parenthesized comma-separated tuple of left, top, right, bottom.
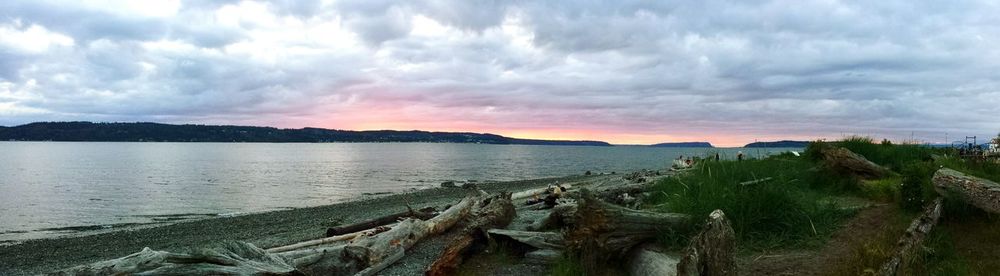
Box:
(651, 157, 852, 249)
(899, 162, 935, 211)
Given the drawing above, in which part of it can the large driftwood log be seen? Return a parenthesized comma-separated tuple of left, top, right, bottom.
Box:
(488, 229, 565, 250)
(426, 192, 516, 276)
(527, 201, 578, 231)
(677, 210, 736, 276)
(284, 196, 477, 275)
(821, 147, 889, 179)
(878, 197, 943, 276)
(628, 244, 679, 276)
(52, 242, 301, 275)
(52, 197, 475, 276)
(325, 206, 436, 237)
(267, 224, 395, 254)
(933, 168, 1000, 213)
(566, 189, 689, 274)
(512, 184, 572, 200)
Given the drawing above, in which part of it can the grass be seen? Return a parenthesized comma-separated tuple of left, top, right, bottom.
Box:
(641, 137, 999, 274)
(831, 136, 939, 172)
(650, 154, 855, 250)
(549, 255, 585, 276)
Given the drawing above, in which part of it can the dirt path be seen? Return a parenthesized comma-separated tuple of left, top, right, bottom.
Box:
(740, 204, 905, 276)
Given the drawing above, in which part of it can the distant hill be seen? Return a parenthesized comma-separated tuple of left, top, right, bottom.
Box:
(0, 122, 612, 146)
(744, 140, 810, 148)
(650, 142, 713, 148)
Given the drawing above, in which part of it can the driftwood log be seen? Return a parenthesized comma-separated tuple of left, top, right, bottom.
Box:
(52, 242, 301, 275)
(488, 229, 565, 250)
(565, 189, 689, 274)
(878, 197, 944, 276)
(56, 196, 476, 276)
(268, 224, 394, 254)
(932, 168, 1000, 213)
(291, 196, 475, 275)
(821, 147, 889, 179)
(627, 244, 679, 276)
(325, 206, 436, 237)
(677, 210, 736, 276)
(426, 192, 516, 276)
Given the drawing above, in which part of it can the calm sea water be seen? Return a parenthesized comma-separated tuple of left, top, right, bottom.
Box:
(0, 142, 798, 242)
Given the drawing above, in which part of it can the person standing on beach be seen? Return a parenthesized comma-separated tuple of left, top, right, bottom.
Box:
(715, 153, 720, 161)
(737, 151, 744, 161)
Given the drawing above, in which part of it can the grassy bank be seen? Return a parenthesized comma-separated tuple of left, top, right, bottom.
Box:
(649, 154, 856, 250)
(636, 137, 1000, 275)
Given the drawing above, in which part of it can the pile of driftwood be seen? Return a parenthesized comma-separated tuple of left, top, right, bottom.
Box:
(876, 167, 1000, 275)
(50, 171, 744, 276)
(52, 192, 512, 276)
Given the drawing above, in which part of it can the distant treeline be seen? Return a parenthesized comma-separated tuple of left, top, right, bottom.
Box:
(649, 142, 714, 148)
(743, 140, 810, 148)
(0, 122, 611, 146)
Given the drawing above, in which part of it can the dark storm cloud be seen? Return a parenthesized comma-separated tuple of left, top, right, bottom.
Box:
(0, 0, 998, 144)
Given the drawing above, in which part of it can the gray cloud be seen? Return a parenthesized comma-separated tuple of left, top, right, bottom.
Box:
(0, 0, 999, 145)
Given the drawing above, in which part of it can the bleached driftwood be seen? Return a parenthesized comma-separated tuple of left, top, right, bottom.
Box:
(267, 223, 395, 254)
(294, 196, 475, 275)
(52, 196, 476, 276)
(51, 242, 299, 275)
(677, 210, 736, 276)
(325, 206, 436, 237)
(821, 147, 889, 179)
(627, 244, 679, 276)
(512, 184, 572, 200)
(566, 189, 689, 274)
(878, 197, 943, 276)
(488, 229, 565, 250)
(426, 192, 516, 276)
(933, 168, 1000, 213)
(527, 201, 578, 231)
(739, 177, 773, 186)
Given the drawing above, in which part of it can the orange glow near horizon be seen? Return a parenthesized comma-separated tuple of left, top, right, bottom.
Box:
(312, 119, 779, 147)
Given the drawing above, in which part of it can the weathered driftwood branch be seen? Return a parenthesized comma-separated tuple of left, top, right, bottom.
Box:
(932, 168, 1000, 213)
(595, 182, 656, 208)
(878, 197, 944, 276)
(488, 229, 565, 250)
(677, 210, 736, 276)
(53, 196, 476, 276)
(512, 184, 572, 200)
(627, 244, 680, 276)
(52, 242, 300, 275)
(426, 192, 516, 276)
(739, 177, 773, 186)
(566, 189, 689, 274)
(325, 206, 436, 237)
(268, 224, 395, 254)
(821, 147, 889, 179)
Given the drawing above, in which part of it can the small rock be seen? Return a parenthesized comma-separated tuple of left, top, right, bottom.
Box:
(585, 170, 592, 176)
(441, 181, 456, 188)
(461, 183, 478, 189)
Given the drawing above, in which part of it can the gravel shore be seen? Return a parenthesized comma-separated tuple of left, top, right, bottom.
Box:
(0, 175, 592, 275)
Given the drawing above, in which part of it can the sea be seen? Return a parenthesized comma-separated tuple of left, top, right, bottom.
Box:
(0, 142, 799, 243)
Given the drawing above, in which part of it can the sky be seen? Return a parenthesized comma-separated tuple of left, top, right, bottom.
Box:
(1, 1, 999, 146)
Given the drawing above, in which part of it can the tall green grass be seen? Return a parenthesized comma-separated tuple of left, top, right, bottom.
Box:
(651, 155, 854, 250)
(826, 136, 939, 172)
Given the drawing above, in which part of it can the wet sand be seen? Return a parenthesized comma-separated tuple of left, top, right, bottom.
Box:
(0, 175, 592, 275)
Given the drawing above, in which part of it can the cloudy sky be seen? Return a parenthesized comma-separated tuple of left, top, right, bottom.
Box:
(1, 0, 998, 146)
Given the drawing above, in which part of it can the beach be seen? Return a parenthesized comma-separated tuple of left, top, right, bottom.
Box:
(0, 175, 593, 275)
